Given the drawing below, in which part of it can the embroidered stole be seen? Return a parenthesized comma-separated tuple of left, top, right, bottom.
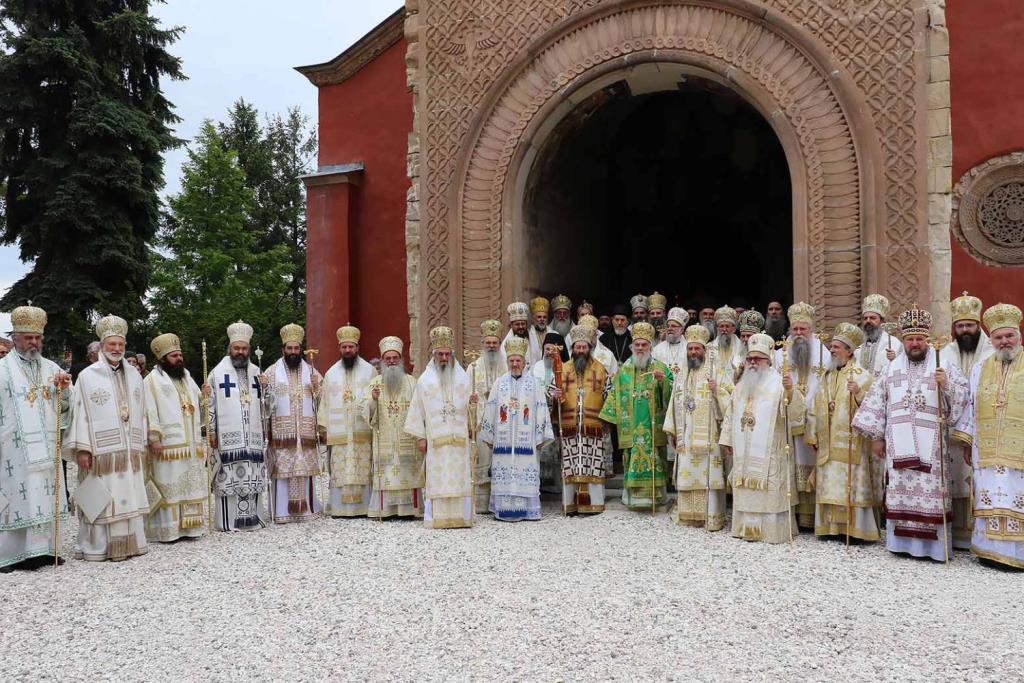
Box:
(975, 353, 1024, 470)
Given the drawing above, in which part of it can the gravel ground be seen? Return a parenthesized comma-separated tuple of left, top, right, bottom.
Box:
(1, 496, 1019, 682)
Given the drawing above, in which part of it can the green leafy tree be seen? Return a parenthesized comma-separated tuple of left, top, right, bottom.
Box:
(0, 0, 183, 357)
(149, 122, 293, 375)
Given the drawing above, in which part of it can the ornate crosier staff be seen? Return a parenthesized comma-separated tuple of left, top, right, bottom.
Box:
(551, 346, 566, 517)
(464, 349, 480, 527)
(777, 339, 794, 543)
(931, 334, 953, 564)
(202, 340, 214, 532)
(845, 366, 864, 548)
(254, 346, 275, 525)
(52, 382, 64, 567)
(705, 346, 718, 531)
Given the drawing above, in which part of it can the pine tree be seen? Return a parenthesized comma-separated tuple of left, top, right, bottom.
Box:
(149, 122, 293, 373)
(0, 0, 183, 356)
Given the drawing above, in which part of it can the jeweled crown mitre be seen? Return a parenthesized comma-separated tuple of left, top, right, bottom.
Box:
(96, 314, 129, 341)
(983, 303, 1022, 333)
(10, 305, 47, 334)
(950, 291, 983, 323)
(429, 326, 454, 351)
(280, 323, 305, 346)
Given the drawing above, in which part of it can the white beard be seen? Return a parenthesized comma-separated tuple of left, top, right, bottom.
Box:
(633, 352, 651, 371)
(997, 346, 1022, 364)
(736, 365, 769, 405)
(103, 351, 124, 364)
(550, 318, 571, 337)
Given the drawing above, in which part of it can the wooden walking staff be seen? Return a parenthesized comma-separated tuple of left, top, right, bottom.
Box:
(777, 339, 795, 543)
(201, 340, 215, 532)
(464, 349, 480, 526)
(931, 334, 953, 564)
(52, 383, 64, 567)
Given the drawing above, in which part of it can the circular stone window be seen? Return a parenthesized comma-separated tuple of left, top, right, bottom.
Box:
(952, 151, 1024, 265)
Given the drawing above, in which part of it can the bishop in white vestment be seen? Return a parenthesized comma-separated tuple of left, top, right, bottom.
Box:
(0, 306, 71, 569)
(664, 325, 732, 530)
(941, 292, 995, 548)
(319, 325, 375, 517)
(207, 321, 269, 532)
(363, 336, 423, 518)
(467, 320, 504, 512)
(853, 308, 970, 562)
(265, 324, 323, 524)
(774, 302, 828, 530)
(721, 334, 803, 543)
(66, 315, 149, 561)
(962, 304, 1024, 569)
(404, 327, 475, 529)
(654, 308, 691, 466)
(480, 337, 552, 521)
(854, 294, 900, 379)
(144, 333, 207, 541)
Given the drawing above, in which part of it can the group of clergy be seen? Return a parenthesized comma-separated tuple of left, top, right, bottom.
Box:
(1, 288, 1021, 572)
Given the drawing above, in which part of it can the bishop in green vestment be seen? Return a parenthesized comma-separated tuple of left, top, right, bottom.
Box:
(599, 322, 673, 510)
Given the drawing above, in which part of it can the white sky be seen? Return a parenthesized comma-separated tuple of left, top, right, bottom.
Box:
(0, 0, 403, 332)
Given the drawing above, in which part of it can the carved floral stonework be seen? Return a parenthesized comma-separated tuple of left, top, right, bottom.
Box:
(952, 151, 1024, 266)
(405, 0, 934, 360)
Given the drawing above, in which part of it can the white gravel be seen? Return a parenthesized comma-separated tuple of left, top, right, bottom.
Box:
(1, 497, 1019, 682)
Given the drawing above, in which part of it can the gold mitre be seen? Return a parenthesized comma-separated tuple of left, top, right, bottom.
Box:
(504, 336, 529, 358)
(649, 292, 668, 311)
(630, 294, 649, 311)
(227, 320, 254, 344)
(747, 333, 775, 359)
(480, 319, 502, 340)
(578, 314, 599, 331)
(10, 305, 47, 334)
(280, 323, 305, 345)
(429, 326, 454, 351)
(738, 310, 765, 334)
(150, 333, 181, 360)
(507, 301, 529, 322)
(568, 325, 592, 345)
(983, 303, 1022, 333)
(788, 301, 816, 325)
(685, 324, 711, 346)
(632, 321, 655, 343)
(336, 324, 361, 345)
(950, 291, 983, 323)
(530, 296, 550, 314)
(862, 294, 890, 318)
(714, 305, 738, 325)
(833, 322, 865, 350)
(898, 306, 932, 336)
(551, 294, 572, 312)
(667, 307, 689, 326)
(96, 314, 128, 341)
(379, 335, 404, 356)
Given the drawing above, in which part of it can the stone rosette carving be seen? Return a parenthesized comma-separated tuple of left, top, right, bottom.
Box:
(952, 151, 1024, 266)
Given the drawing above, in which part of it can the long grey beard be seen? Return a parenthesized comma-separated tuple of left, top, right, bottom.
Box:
(633, 352, 651, 371)
(436, 359, 454, 393)
(997, 346, 1022, 364)
(827, 356, 847, 372)
(483, 349, 502, 378)
(736, 365, 768, 405)
(702, 320, 716, 338)
(863, 323, 881, 343)
(383, 365, 405, 395)
(18, 347, 41, 361)
(737, 341, 748, 359)
(791, 336, 811, 374)
(717, 333, 732, 350)
(550, 318, 571, 337)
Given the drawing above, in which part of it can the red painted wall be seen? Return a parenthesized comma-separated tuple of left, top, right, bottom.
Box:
(948, 2, 1024, 309)
(308, 38, 413, 370)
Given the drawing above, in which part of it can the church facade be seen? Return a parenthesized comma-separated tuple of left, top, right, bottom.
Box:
(298, 1, 1024, 368)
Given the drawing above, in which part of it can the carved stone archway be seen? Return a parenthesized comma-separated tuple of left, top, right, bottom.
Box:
(405, 0, 936, 364)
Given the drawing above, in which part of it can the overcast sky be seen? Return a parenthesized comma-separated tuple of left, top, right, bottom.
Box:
(0, 0, 403, 332)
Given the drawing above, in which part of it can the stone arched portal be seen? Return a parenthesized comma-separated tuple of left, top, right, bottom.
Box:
(404, 0, 939, 365)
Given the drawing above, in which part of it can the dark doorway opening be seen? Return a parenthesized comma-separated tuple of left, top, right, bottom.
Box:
(523, 75, 793, 315)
